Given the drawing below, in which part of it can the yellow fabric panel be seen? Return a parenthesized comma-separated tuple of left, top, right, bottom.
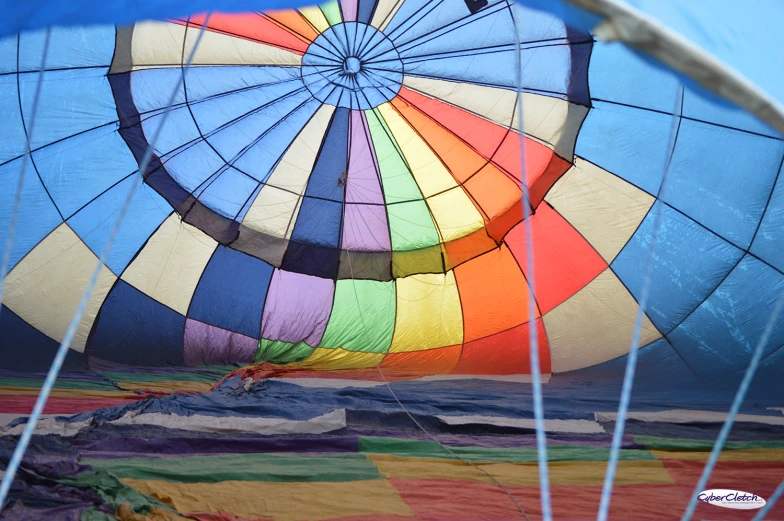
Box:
(122, 479, 412, 521)
(116, 505, 192, 521)
(121, 215, 217, 315)
(376, 103, 458, 197)
(545, 157, 655, 263)
(543, 268, 661, 373)
(129, 21, 301, 70)
(116, 381, 214, 394)
(402, 75, 588, 158)
(369, 455, 673, 486)
(370, 0, 404, 30)
(298, 6, 330, 33)
(388, 272, 463, 353)
(3, 224, 116, 352)
(426, 187, 486, 242)
(391, 245, 444, 278)
(0, 387, 133, 399)
(243, 104, 335, 238)
(650, 449, 784, 461)
(295, 348, 385, 370)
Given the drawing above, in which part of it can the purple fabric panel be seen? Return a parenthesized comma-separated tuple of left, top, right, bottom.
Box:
(342, 110, 390, 251)
(340, 0, 358, 22)
(346, 110, 384, 204)
(342, 203, 392, 251)
(183, 319, 257, 366)
(260, 269, 334, 346)
(78, 435, 361, 455)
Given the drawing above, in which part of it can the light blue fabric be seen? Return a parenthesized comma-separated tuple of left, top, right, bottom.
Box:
(612, 202, 743, 334)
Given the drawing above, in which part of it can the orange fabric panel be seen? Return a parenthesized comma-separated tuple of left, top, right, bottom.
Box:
(442, 228, 497, 271)
(452, 319, 550, 374)
(380, 345, 462, 374)
(263, 11, 319, 43)
(485, 199, 522, 243)
(505, 204, 606, 314)
(453, 245, 538, 343)
(390, 97, 493, 184)
(397, 87, 561, 199)
(388, 98, 520, 227)
(183, 13, 310, 54)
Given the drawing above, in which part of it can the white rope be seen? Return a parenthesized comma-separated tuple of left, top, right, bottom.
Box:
(509, 5, 552, 520)
(0, 15, 212, 511)
(0, 29, 51, 319)
(596, 83, 684, 521)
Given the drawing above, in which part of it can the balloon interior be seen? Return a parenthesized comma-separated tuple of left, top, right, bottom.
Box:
(0, 1, 782, 520)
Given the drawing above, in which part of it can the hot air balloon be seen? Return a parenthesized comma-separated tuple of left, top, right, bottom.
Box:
(0, 1, 782, 520)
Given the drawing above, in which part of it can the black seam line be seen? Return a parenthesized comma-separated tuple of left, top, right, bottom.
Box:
(747, 152, 784, 247)
(659, 334, 711, 386)
(0, 69, 325, 171)
(398, 39, 591, 64)
(14, 33, 64, 222)
(401, 83, 564, 153)
(372, 106, 445, 272)
(357, 105, 395, 275)
(173, 18, 310, 58)
(108, 64, 303, 71)
(608, 89, 685, 273)
(355, 25, 389, 59)
(356, 68, 399, 101)
(375, 0, 405, 34)
(259, 12, 317, 46)
(402, 70, 583, 100)
(398, 34, 574, 59)
(184, 95, 318, 220)
(316, 28, 352, 60)
(378, 0, 444, 44)
(157, 83, 316, 186)
(391, 1, 509, 52)
(389, 96, 495, 223)
(360, 0, 444, 61)
(592, 97, 784, 141)
(2, 64, 109, 77)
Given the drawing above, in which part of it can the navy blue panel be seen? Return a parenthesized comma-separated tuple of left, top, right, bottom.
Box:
(357, 0, 377, 23)
(0, 305, 87, 372)
(303, 108, 349, 202)
(188, 246, 274, 338)
(87, 280, 185, 366)
(663, 120, 784, 249)
(289, 197, 343, 248)
(562, 338, 703, 390)
(668, 255, 784, 380)
(751, 167, 784, 273)
(281, 241, 340, 280)
(612, 202, 743, 333)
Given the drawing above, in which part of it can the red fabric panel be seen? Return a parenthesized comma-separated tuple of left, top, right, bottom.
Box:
(505, 203, 606, 314)
(397, 87, 567, 207)
(454, 245, 537, 343)
(452, 319, 550, 375)
(0, 395, 142, 415)
(178, 13, 310, 54)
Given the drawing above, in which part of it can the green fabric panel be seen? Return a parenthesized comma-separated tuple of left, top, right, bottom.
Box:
(359, 437, 656, 462)
(365, 109, 425, 204)
(86, 453, 381, 483)
(320, 0, 342, 25)
(386, 201, 442, 251)
(58, 470, 168, 513)
(98, 368, 233, 383)
(256, 339, 313, 363)
(320, 279, 396, 353)
(365, 109, 440, 251)
(634, 436, 784, 451)
(81, 507, 117, 521)
(0, 377, 117, 390)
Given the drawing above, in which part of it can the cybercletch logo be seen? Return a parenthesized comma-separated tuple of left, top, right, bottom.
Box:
(698, 489, 766, 510)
